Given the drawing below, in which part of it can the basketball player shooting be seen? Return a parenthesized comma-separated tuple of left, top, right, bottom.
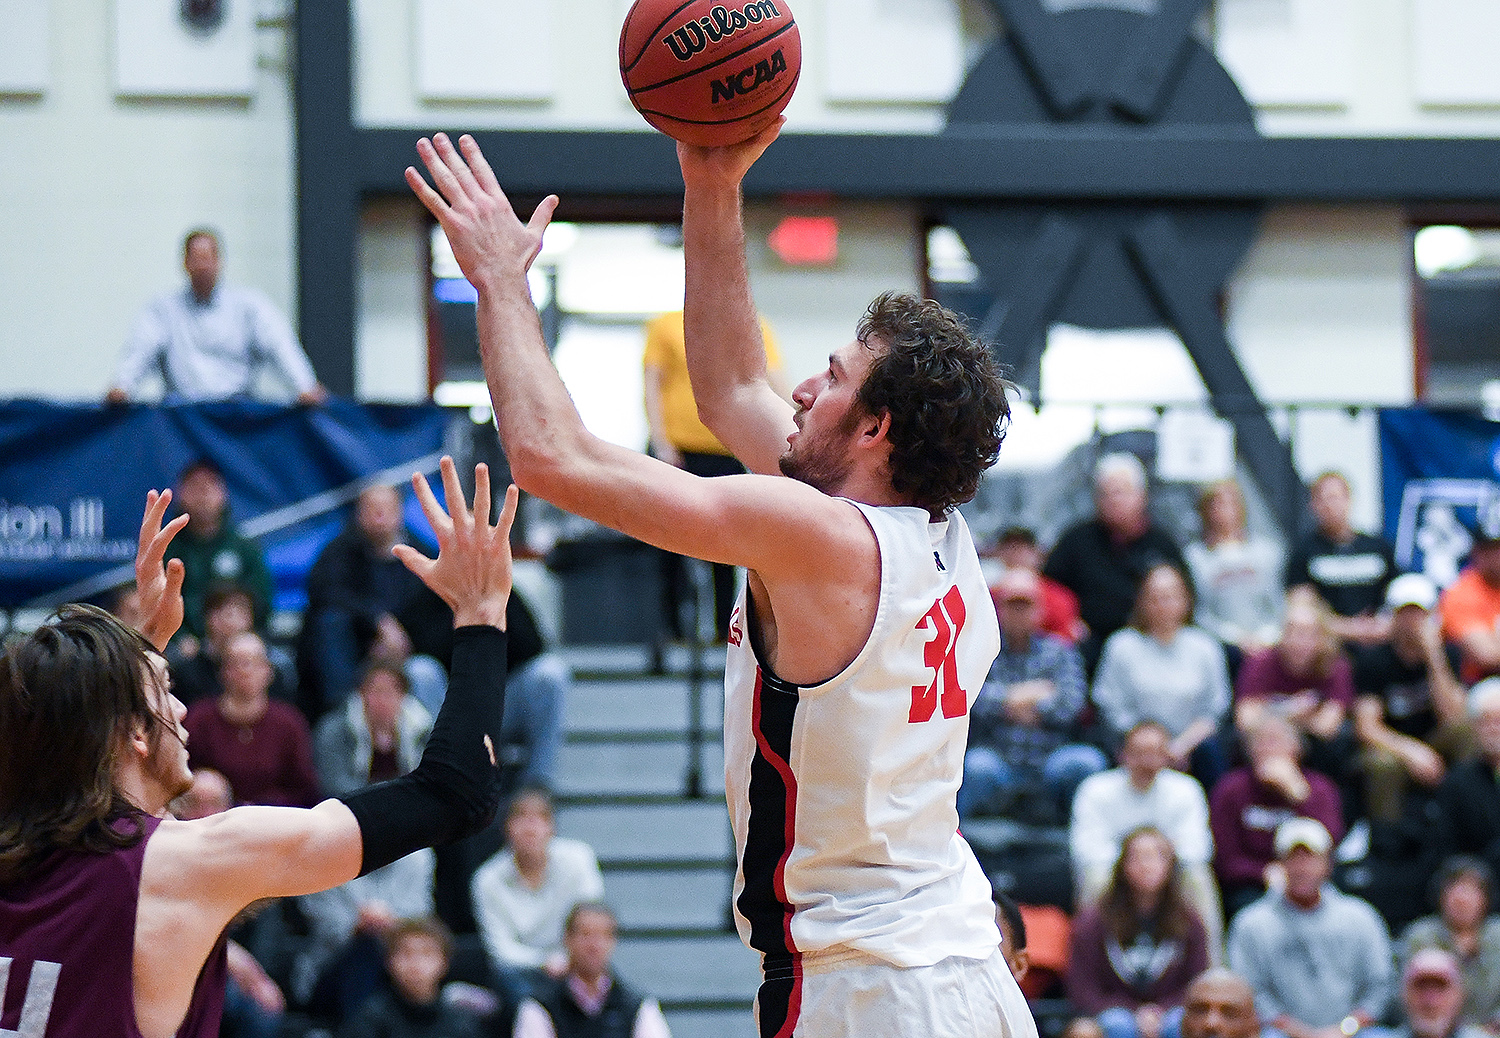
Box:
(0, 459, 515, 1038)
(406, 127, 1037, 1038)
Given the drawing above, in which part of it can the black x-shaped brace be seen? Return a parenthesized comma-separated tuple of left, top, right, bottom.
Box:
(958, 0, 1306, 530)
(988, 0, 1214, 122)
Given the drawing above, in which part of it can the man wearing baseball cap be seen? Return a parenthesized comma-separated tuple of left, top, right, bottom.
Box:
(1354, 573, 1475, 825)
(1438, 513, 1500, 685)
(1388, 949, 1488, 1038)
(961, 567, 1105, 821)
(1228, 818, 1394, 1038)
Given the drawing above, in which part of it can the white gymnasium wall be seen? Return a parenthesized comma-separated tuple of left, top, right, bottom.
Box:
(4, 0, 1500, 447)
(0, 0, 296, 400)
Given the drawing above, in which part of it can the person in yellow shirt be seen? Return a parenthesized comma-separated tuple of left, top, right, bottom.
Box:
(643, 310, 785, 639)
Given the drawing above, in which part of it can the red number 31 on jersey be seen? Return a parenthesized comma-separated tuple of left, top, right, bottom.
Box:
(909, 586, 968, 723)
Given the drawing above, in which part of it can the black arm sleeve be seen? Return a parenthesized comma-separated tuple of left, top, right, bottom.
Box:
(339, 624, 507, 875)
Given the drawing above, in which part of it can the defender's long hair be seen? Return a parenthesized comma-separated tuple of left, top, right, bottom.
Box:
(0, 604, 161, 883)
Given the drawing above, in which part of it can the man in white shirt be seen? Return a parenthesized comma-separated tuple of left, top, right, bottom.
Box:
(107, 228, 327, 404)
(1071, 719, 1224, 957)
(514, 903, 672, 1038)
(471, 788, 605, 1003)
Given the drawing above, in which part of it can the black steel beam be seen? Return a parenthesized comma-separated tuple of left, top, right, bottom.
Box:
(295, 0, 358, 396)
(1127, 212, 1309, 534)
(357, 126, 1500, 203)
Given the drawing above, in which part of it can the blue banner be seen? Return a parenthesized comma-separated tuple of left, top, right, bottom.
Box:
(0, 400, 453, 610)
(1379, 407, 1500, 588)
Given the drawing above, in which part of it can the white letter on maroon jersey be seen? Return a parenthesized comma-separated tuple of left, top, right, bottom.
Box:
(0, 958, 60, 1038)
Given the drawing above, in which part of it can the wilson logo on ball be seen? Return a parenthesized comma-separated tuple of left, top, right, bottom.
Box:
(662, 1, 784, 61)
(710, 48, 788, 104)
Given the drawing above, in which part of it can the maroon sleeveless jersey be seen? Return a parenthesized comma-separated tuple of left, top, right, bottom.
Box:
(0, 813, 226, 1038)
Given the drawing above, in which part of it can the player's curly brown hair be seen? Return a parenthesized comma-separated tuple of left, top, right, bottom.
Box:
(854, 292, 1011, 517)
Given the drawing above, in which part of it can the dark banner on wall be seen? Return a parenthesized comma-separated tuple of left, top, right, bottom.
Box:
(1379, 407, 1500, 588)
(0, 400, 452, 609)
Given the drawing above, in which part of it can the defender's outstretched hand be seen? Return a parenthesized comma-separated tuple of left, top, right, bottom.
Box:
(405, 133, 558, 292)
(393, 457, 517, 630)
(136, 488, 189, 652)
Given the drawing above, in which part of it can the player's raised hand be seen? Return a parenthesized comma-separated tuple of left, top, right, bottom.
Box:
(135, 488, 189, 652)
(405, 132, 559, 290)
(676, 116, 784, 191)
(393, 456, 517, 630)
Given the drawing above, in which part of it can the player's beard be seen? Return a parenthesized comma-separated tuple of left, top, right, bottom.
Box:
(779, 404, 862, 495)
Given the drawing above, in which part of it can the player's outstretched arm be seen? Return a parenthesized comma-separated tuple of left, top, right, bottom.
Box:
(165, 458, 515, 908)
(677, 120, 798, 476)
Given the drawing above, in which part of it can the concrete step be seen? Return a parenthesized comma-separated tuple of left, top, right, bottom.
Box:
(663, 1007, 758, 1038)
(615, 934, 760, 1003)
(564, 675, 724, 736)
(556, 800, 732, 865)
(558, 642, 728, 678)
(555, 740, 726, 799)
(604, 864, 734, 932)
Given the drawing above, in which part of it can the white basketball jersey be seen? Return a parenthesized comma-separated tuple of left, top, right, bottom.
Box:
(722, 501, 1002, 970)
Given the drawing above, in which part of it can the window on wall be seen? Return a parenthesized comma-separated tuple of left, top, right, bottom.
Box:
(1412, 222, 1500, 418)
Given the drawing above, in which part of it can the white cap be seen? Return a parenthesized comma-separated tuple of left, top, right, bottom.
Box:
(1385, 572, 1438, 612)
(1274, 817, 1332, 857)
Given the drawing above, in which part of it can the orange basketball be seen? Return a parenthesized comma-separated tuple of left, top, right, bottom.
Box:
(620, 0, 801, 147)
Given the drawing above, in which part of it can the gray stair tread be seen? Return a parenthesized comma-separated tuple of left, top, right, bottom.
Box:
(616, 935, 760, 1001)
(663, 1008, 758, 1038)
(565, 677, 724, 735)
(555, 742, 726, 798)
(557, 801, 731, 862)
(603, 866, 733, 930)
(558, 643, 728, 677)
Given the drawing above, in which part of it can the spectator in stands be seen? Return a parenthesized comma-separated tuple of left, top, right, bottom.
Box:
(106, 228, 327, 405)
(643, 309, 783, 640)
(471, 788, 605, 1004)
(961, 567, 1106, 820)
(1044, 452, 1186, 674)
(298, 848, 438, 1023)
(316, 660, 433, 799)
(1068, 826, 1212, 1038)
(297, 483, 445, 717)
(1235, 589, 1357, 786)
(171, 582, 292, 706)
(1376, 949, 1488, 1038)
(1354, 574, 1474, 826)
(1438, 515, 1500, 686)
(993, 526, 1085, 644)
(1284, 471, 1397, 654)
(1400, 857, 1500, 1032)
(171, 768, 287, 1038)
(1092, 563, 1233, 788)
(1228, 818, 1393, 1038)
(184, 631, 319, 807)
(995, 888, 1032, 985)
(163, 459, 273, 645)
(514, 902, 672, 1038)
(1437, 679, 1500, 884)
(1210, 715, 1345, 920)
(339, 916, 484, 1038)
(1180, 969, 1262, 1038)
(1184, 479, 1284, 663)
(1071, 720, 1223, 961)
